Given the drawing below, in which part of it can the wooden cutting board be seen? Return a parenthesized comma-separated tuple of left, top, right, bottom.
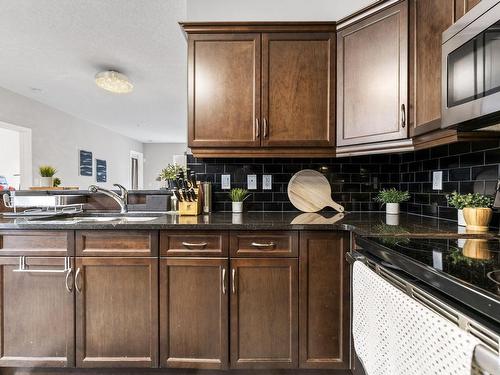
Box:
(287, 170, 344, 213)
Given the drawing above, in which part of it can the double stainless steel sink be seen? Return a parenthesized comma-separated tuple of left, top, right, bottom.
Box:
(27, 211, 169, 224)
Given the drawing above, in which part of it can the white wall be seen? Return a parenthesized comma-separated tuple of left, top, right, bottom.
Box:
(143, 143, 187, 189)
(0, 127, 20, 188)
(186, 0, 376, 21)
(0, 87, 143, 189)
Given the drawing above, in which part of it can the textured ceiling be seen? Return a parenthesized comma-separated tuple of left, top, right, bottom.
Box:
(0, 0, 375, 143)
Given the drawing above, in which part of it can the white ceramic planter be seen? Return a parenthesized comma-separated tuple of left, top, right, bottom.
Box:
(232, 213, 243, 224)
(39, 177, 53, 187)
(385, 214, 400, 226)
(232, 202, 243, 213)
(386, 203, 400, 215)
(457, 209, 466, 227)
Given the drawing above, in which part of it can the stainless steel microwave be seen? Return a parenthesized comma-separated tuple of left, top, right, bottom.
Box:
(442, 0, 500, 130)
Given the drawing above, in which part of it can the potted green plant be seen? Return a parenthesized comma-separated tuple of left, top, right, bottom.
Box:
(53, 177, 62, 188)
(374, 188, 410, 215)
(461, 193, 494, 232)
(39, 165, 57, 187)
(446, 191, 468, 226)
(159, 164, 186, 189)
(229, 188, 250, 213)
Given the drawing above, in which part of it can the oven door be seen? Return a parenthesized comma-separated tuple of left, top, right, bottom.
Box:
(442, 1, 500, 129)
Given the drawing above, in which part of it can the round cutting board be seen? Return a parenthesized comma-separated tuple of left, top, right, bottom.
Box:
(287, 170, 344, 213)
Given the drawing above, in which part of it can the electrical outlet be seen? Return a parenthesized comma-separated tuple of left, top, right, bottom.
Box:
(221, 174, 231, 190)
(432, 171, 443, 190)
(263, 175, 272, 190)
(247, 175, 257, 190)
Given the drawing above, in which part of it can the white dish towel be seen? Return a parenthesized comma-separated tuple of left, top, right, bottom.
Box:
(353, 261, 481, 375)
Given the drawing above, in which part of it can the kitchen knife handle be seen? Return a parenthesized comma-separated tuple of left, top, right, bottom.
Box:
(255, 118, 260, 138)
(222, 268, 226, 295)
(263, 118, 268, 138)
(401, 104, 406, 128)
(232, 268, 236, 294)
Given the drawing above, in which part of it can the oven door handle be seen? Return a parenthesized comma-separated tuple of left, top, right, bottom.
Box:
(346, 251, 365, 264)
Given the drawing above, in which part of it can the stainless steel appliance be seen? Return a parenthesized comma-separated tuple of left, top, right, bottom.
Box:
(442, 0, 500, 129)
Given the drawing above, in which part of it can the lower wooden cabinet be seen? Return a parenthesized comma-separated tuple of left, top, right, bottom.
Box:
(0, 257, 74, 367)
(230, 258, 298, 369)
(159, 258, 229, 369)
(299, 231, 350, 369)
(75, 257, 158, 368)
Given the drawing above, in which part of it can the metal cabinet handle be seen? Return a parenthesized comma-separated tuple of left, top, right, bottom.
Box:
(75, 268, 82, 293)
(401, 104, 406, 128)
(65, 268, 73, 293)
(232, 268, 236, 294)
(251, 242, 276, 248)
(13, 256, 71, 274)
(263, 118, 268, 138)
(181, 242, 207, 248)
(255, 118, 260, 138)
(222, 268, 226, 295)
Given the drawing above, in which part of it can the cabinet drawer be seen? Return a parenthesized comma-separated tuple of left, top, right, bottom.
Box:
(160, 231, 228, 257)
(230, 231, 298, 257)
(0, 230, 73, 257)
(76, 230, 158, 257)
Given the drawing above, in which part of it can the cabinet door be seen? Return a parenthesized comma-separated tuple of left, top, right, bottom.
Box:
(0, 257, 74, 367)
(455, 0, 481, 21)
(337, 1, 408, 146)
(188, 33, 261, 148)
(409, 0, 456, 136)
(160, 258, 228, 369)
(262, 33, 335, 147)
(230, 258, 298, 369)
(299, 232, 350, 369)
(75, 257, 158, 368)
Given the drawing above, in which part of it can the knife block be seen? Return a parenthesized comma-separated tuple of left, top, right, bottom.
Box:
(178, 188, 202, 216)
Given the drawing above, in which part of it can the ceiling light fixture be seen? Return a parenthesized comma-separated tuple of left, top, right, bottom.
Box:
(95, 70, 133, 94)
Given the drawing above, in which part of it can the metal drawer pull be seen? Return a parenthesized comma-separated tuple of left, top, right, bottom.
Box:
(263, 118, 268, 138)
(13, 256, 71, 274)
(222, 268, 226, 295)
(75, 268, 82, 293)
(65, 268, 73, 293)
(255, 118, 260, 138)
(251, 242, 276, 248)
(401, 103, 406, 128)
(182, 242, 208, 248)
(232, 268, 236, 294)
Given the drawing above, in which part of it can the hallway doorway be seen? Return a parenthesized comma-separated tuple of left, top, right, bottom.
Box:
(0, 121, 32, 190)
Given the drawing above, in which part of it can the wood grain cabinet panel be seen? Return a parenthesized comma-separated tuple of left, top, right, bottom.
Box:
(299, 232, 350, 369)
(76, 230, 157, 257)
(75, 257, 158, 368)
(0, 231, 72, 257)
(160, 258, 228, 369)
(0, 257, 74, 367)
(455, 0, 481, 20)
(230, 231, 298, 257)
(337, 1, 408, 147)
(188, 33, 261, 148)
(409, 0, 456, 136)
(261, 33, 335, 147)
(230, 258, 298, 369)
(160, 230, 228, 257)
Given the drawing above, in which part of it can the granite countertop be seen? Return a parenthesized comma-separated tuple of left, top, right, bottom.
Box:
(0, 211, 497, 238)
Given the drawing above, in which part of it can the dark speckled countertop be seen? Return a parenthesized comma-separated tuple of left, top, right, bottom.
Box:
(0, 211, 497, 238)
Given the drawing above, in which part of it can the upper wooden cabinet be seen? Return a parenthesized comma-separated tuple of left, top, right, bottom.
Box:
(188, 33, 261, 148)
(337, 1, 408, 147)
(183, 23, 336, 157)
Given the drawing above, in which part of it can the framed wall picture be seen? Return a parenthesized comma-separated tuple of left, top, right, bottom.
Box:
(96, 159, 107, 183)
(79, 150, 93, 176)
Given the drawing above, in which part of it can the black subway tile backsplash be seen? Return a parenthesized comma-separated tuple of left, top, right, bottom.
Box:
(187, 140, 500, 222)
